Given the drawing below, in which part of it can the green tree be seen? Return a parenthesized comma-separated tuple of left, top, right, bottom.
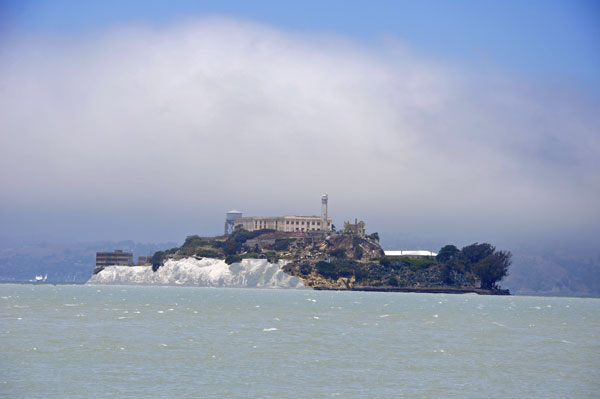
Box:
(436, 245, 460, 263)
(472, 250, 511, 289)
(151, 251, 165, 271)
(460, 243, 495, 272)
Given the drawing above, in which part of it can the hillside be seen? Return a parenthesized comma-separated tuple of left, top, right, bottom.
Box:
(138, 229, 509, 294)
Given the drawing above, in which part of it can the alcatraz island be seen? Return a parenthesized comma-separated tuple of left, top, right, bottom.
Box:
(93, 194, 511, 294)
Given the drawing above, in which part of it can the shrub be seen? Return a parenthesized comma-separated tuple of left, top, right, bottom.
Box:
(196, 249, 220, 258)
(150, 251, 165, 271)
(316, 261, 336, 279)
(405, 257, 436, 272)
(182, 235, 209, 248)
(273, 238, 293, 251)
(353, 245, 364, 260)
(329, 248, 346, 259)
(367, 232, 379, 241)
(299, 262, 312, 275)
(225, 254, 242, 265)
(222, 241, 242, 255)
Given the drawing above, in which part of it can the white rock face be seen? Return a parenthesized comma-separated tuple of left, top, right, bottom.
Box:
(87, 257, 305, 288)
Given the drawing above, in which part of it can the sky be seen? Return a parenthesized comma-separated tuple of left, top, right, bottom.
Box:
(0, 0, 599, 250)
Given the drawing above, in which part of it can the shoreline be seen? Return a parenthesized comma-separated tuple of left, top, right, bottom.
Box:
(313, 285, 510, 295)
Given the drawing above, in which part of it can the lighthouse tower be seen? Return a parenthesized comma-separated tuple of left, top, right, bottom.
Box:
(321, 194, 328, 231)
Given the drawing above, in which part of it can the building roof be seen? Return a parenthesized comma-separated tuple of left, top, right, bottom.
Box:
(384, 250, 438, 257)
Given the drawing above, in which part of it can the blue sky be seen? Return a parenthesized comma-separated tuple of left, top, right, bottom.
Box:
(3, 0, 599, 92)
(0, 0, 599, 247)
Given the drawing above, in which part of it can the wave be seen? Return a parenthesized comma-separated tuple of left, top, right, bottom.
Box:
(86, 258, 305, 289)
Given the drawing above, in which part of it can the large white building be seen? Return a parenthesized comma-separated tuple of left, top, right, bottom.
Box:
(234, 215, 332, 233)
(230, 194, 332, 233)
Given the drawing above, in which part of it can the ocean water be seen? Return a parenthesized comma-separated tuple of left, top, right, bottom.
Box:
(1, 285, 599, 399)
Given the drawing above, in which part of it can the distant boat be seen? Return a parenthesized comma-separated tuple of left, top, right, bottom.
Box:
(34, 274, 48, 282)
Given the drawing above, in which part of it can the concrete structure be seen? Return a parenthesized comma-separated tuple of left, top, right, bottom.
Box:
(224, 210, 243, 235)
(384, 250, 437, 258)
(234, 215, 332, 233)
(343, 219, 366, 237)
(96, 250, 134, 268)
(321, 194, 328, 232)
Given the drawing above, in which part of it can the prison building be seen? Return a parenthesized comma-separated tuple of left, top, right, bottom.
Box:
(95, 250, 134, 268)
(235, 215, 333, 233)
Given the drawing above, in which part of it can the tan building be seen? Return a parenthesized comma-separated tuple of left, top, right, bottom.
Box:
(96, 250, 134, 268)
(343, 219, 366, 237)
(235, 215, 332, 233)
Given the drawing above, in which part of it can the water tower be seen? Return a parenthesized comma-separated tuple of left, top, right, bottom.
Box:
(224, 210, 243, 235)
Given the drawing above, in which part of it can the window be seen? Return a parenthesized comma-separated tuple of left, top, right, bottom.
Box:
(286, 221, 289, 224)
(301, 221, 305, 225)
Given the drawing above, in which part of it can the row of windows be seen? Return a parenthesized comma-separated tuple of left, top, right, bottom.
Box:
(285, 220, 321, 225)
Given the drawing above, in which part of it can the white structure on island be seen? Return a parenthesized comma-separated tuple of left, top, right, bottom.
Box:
(224, 210, 243, 235)
(384, 250, 438, 258)
(321, 193, 328, 232)
(227, 195, 333, 233)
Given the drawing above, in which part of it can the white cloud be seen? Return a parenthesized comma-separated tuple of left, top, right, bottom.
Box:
(0, 18, 598, 243)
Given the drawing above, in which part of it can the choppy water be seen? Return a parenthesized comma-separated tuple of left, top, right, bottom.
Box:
(1, 284, 599, 399)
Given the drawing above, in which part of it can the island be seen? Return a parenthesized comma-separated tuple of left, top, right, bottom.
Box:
(91, 228, 510, 294)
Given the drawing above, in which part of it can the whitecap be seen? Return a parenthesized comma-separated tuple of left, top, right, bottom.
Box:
(263, 328, 278, 332)
(157, 310, 164, 314)
(117, 316, 126, 320)
(313, 316, 320, 320)
(379, 314, 390, 318)
(433, 314, 439, 318)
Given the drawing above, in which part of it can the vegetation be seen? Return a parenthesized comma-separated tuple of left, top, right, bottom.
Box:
(367, 232, 379, 241)
(225, 254, 242, 265)
(196, 249, 220, 258)
(436, 245, 460, 263)
(273, 238, 293, 251)
(315, 259, 367, 281)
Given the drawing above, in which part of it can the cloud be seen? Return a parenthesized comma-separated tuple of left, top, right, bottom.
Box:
(0, 18, 599, 243)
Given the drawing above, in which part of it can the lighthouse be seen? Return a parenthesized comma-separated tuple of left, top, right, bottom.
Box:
(321, 194, 328, 231)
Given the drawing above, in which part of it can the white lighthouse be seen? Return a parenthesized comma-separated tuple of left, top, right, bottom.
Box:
(321, 193, 328, 231)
